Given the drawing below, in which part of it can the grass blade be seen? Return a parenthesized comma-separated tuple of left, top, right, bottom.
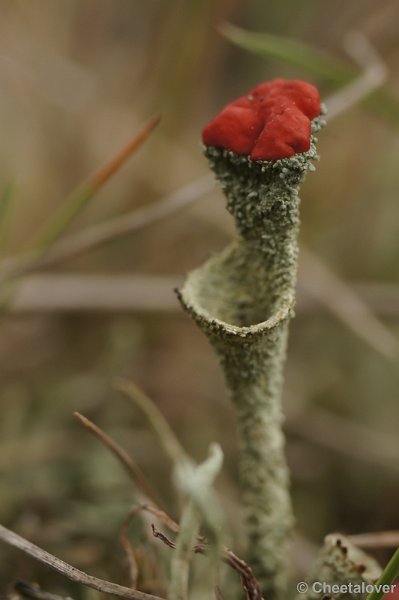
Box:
(221, 23, 399, 126)
(366, 546, 399, 600)
(221, 22, 355, 85)
(32, 115, 160, 251)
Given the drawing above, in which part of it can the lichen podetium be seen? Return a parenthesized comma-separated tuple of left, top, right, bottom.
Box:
(177, 79, 324, 599)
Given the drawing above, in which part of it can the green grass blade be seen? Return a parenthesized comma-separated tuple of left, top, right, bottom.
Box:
(32, 115, 160, 252)
(221, 23, 399, 127)
(33, 183, 96, 252)
(366, 546, 399, 600)
(221, 23, 356, 86)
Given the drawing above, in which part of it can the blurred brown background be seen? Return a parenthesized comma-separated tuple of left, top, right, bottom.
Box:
(1, 0, 399, 596)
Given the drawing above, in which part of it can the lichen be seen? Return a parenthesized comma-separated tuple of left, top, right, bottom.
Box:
(178, 106, 323, 598)
(302, 534, 382, 600)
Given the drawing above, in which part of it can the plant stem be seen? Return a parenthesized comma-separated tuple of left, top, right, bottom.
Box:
(367, 546, 399, 600)
(32, 116, 160, 251)
(168, 502, 199, 600)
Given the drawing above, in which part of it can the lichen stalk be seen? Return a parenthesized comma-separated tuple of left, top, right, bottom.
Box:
(178, 109, 322, 598)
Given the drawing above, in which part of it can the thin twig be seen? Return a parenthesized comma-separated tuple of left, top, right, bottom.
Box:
(119, 504, 181, 591)
(8, 274, 180, 313)
(32, 174, 213, 270)
(152, 525, 176, 550)
(298, 281, 399, 318)
(207, 208, 399, 365)
(0, 524, 164, 600)
(223, 549, 264, 600)
(74, 412, 162, 508)
(151, 525, 264, 600)
(348, 531, 399, 549)
(0, 175, 213, 285)
(298, 35, 398, 362)
(299, 248, 399, 360)
(139, 504, 180, 534)
(287, 406, 399, 471)
(32, 116, 161, 250)
(326, 31, 387, 119)
(5, 274, 399, 316)
(89, 117, 161, 192)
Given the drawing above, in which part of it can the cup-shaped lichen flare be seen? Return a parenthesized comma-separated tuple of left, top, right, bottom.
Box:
(178, 79, 324, 599)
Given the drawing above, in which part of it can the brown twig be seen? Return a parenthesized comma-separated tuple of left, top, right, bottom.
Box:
(326, 31, 387, 120)
(6, 274, 399, 316)
(89, 116, 160, 191)
(0, 175, 213, 283)
(32, 116, 161, 251)
(348, 531, 399, 549)
(299, 248, 399, 361)
(73, 412, 162, 508)
(151, 525, 175, 550)
(88, 115, 161, 190)
(287, 406, 399, 472)
(38, 174, 212, 269)
(139, 504, 180, 534)
(223, 548, 264, 600)
(0, 524, 164, 600)
(119, 505, 180, 592)
(8, 274, 180, 313)
(151, 524, 264, 600)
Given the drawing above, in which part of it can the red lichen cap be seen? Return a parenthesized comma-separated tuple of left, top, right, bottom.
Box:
(202, 79, 321, 161)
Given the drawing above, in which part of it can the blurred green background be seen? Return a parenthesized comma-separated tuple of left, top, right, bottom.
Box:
(1, 0, 399, 597)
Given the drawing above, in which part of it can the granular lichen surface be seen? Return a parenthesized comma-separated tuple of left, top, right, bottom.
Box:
(179, 80, 324, 599)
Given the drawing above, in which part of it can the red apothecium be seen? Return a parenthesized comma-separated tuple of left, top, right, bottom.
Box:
(202, 79, 321, 161)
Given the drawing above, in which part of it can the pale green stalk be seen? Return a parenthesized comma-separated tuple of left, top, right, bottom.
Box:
(169, 444, 223, 600)
(178, 118, 323, 599)
(117, 379, 225, 599)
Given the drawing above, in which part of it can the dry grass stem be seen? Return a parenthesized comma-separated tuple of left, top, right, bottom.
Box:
(89, 116, 161, 191)
(326, 32, 387, 119)
(151, 524, 264, 600)
(0, 175, 213, 285)
(115, 379, 187, 466)
(348, 531, 399, 549)
(74, 412, 162, 507)
(0, 524, 164, 600)
(299, 248, 399, 361)
(33, 175, 213, 271)
(287, 407, 399, 471)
